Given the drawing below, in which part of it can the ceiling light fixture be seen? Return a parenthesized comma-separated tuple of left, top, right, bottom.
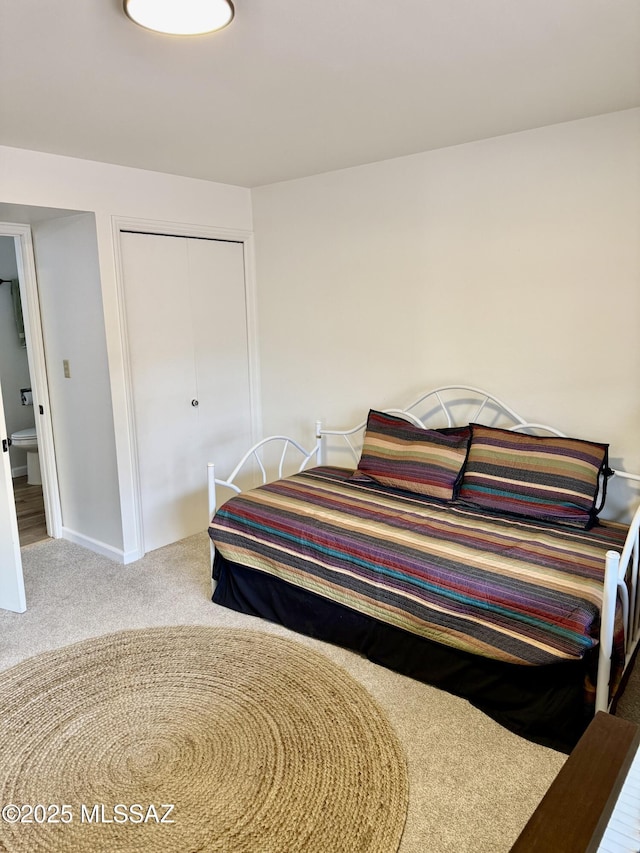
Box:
(123, 0, 234, 36)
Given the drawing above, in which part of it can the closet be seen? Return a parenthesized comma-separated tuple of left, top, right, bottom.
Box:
(120, 231, 253, 553)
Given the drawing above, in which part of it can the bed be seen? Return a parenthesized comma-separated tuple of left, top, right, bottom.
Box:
(207, 386, 640, 752)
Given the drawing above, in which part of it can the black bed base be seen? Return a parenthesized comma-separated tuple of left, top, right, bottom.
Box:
(212, 551, 591, 753)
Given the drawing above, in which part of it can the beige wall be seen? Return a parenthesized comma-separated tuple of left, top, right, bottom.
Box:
(1, 108, 638, 542)
(33, 214, 123, 552)
(252, 109, 640, 518)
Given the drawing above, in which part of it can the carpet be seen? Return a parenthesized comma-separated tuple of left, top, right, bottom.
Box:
(0, 625, 408, 853)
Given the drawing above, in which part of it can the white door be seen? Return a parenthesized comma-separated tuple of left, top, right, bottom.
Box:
(0, 380, 26, 612)
(120, 232, 253, 553)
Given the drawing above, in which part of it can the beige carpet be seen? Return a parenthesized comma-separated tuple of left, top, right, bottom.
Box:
(0, 625, 407, 853)
(3, 534, 637, 851)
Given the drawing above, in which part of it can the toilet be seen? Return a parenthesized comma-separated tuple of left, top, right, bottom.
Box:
(11, 426, 41, 486)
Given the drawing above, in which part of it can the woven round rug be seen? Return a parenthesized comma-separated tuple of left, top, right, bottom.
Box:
(0, 626, 408, 852)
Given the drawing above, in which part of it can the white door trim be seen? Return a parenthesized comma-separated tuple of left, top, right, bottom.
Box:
(111, 216, 262, 561)
(0, 222, 62, 539)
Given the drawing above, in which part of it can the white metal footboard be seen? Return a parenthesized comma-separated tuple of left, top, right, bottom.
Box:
(208, 434, 320, 577)
(596, 471, 640, 712)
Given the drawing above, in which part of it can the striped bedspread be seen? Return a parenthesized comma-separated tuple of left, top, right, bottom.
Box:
(209, 466, 629, 666)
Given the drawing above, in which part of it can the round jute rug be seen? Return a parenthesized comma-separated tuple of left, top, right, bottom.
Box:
(0, 626, 408, 853)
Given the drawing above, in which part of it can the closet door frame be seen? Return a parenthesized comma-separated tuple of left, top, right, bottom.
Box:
(111, 216, 261, 562)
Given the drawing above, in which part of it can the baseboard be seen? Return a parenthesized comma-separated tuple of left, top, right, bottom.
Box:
(61, 527, 127, 564)
(11, 465, 28, 479)
(122, 547, 144, 565)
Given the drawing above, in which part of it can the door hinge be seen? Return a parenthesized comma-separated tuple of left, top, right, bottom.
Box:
(2, 438, 10, 453)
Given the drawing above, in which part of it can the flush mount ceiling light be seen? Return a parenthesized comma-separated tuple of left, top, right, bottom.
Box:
(124, 0, 234, 35)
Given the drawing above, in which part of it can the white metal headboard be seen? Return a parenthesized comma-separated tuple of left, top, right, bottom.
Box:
(316, 384, 566, 467)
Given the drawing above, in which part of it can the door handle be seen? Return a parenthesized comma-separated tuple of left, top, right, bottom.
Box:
(191, 399, 199, 407)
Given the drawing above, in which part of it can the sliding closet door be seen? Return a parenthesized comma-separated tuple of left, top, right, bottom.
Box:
(120, 231, 253, 553)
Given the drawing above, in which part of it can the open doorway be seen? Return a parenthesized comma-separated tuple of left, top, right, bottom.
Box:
(0, 202, 126, 611)
(0, 236, 48, 546)
(0, 223, 61, 549)
(0, 218, 64, 613)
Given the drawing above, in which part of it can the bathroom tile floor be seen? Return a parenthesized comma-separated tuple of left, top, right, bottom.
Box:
(13, 476, 48, 546)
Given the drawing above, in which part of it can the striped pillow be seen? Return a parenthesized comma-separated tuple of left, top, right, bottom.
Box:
(458, 423, 609, 528)
(354, 410, 469, 500)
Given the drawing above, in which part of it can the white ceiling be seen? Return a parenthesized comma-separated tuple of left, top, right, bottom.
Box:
(1, 0, 639, 188)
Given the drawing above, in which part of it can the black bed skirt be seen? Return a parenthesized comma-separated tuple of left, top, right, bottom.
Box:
(212, 551, 591, 753)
